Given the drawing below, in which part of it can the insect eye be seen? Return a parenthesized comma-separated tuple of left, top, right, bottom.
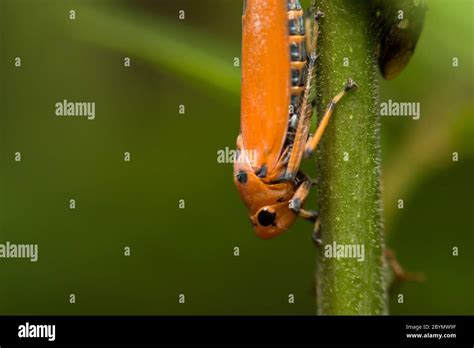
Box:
(257, 209, 277, 227)
(236, 171, 248, 184)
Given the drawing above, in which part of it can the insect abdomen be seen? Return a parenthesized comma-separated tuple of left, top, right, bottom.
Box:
(288, 0, 307, 114)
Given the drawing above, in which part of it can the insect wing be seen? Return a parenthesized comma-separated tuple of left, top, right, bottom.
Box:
(241, 0, 290, 173)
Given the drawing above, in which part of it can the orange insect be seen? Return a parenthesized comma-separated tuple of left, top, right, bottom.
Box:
(234, 0, 356, 240)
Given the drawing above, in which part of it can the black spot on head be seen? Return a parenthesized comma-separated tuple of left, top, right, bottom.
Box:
(236, 171, 248, 184)
(257, 209, 277, 227)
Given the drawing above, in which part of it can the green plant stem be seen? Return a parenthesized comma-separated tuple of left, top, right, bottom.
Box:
(314, 0, 387, 315)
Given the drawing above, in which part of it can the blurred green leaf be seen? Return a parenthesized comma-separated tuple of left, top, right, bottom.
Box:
(61, 2, 241, 96)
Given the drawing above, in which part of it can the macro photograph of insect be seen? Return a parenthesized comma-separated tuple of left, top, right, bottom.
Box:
(0, 0, 472, 344)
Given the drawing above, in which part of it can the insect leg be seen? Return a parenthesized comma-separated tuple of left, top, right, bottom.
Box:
(312, 219, 322, 245)
(283, 10, 325, 181)
(236, 134, 243, 150)
(283, 56, 317, 180)
(288, 174, 322, 245)
(385, 248, 424, 283)
(304, 79, 357, 158)
(306, 8, 324, 56)
(288, 175, 314, 217)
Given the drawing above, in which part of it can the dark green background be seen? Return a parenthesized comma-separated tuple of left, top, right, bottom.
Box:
(0, 0, 472, 315)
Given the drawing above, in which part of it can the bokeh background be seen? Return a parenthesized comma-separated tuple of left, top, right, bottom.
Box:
(0, 0, 472, 315)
